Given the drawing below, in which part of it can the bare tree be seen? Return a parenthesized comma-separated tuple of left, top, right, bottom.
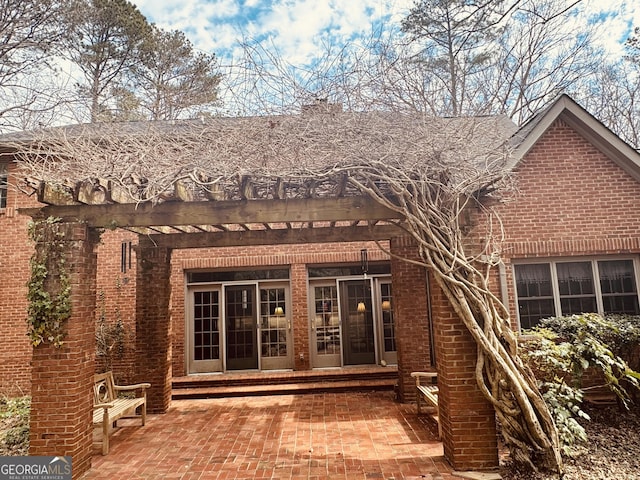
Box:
(400, 0, 511, 116)
(479, 0, 601, 123)
(0, 0, 67, 131)
(581, 61, 640, 150)
(129, 27, 221, 120)
(581, 27, 640, 150)
(61, 0, 152, 122)
(396, 0, 600, 121)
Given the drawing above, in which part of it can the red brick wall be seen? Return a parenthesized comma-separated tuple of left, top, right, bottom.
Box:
(430, 273, 499, 470)
(482, 119, 640, 322)
(136, 244, 172, 413)
(94, 230, 137, 384)
(0, 162, 38, 395)
(390, 236, 432, 401)
(0, 161, 140, 394)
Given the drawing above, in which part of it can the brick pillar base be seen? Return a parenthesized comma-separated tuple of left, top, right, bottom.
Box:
(390, 236, 432, 401)
(431, 274, 498, 471)
(28, 222, 98, 479)
(136, 242, 172, 413)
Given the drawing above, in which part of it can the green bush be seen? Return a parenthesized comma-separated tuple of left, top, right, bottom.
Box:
(0, 396, 30, 456)
(521, 313, 640, 455)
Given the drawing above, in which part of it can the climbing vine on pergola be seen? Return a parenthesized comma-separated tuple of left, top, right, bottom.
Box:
(9, 109, 562, 472)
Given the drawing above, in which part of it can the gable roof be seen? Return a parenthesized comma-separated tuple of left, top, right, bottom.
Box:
(508, 94, 640, 181)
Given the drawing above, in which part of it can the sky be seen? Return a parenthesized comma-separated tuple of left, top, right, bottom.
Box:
(129, 0, 640, 67)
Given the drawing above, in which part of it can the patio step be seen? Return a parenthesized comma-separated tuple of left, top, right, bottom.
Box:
(171, 366, 398, 399)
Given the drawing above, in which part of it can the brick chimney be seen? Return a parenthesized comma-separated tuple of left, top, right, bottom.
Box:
(301, 98, 343, 114)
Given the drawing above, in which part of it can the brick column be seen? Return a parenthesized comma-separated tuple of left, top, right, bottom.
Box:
(291, 263, 310, 370)
(29, 222, 98, 479)
(390, 236, 432, 401)
(430, 273, 499, 471)
(136, 242, 172, 413)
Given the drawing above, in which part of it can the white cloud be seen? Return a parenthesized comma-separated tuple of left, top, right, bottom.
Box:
(132, 0, 416, 62)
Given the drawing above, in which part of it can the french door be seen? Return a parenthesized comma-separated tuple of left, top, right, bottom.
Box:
(187, 282, 292, 373)
(311, 284, 341, 368)
(310, 277, 395, 367)
(189, 287, 223, 373)
(340, 280, 375, 365)
(225, 285, 258, 370)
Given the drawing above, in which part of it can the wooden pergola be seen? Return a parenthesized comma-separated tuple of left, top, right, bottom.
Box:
(6, 111, 507, 478)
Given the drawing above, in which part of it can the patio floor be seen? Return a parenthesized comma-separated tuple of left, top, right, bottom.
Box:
(82, 390, 460, 480)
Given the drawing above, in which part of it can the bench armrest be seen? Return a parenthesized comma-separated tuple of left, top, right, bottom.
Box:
(410, 371, 437, 386)
(94, 402, 114, 410)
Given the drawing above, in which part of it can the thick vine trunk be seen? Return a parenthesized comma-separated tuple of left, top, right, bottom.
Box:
(349, 164, 564, 473)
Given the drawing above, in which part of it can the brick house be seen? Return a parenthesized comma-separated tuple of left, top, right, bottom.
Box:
(1, 94, 639, 477)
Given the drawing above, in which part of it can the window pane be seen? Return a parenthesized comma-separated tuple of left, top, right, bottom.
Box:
(515, 264, 554, 328)
(519, 299, 555, 330)
(557, 262, 594, 296)
(0, 163, 7, 209)
(515, 264, 552, 297)
(599, 260, 640, 314)
(556, 262, 596, 315)
(599, 260, 636, 294)
(560, 297, 597, 315)
(260, 287, 287, 358)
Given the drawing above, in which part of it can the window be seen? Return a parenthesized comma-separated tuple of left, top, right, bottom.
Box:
(515, 264, 555, 329)
(514, 258, 640, 329)
(0, 163, 7, 209)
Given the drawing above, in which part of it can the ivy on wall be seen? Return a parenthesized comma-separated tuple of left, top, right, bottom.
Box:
(26, 217, 71, 347)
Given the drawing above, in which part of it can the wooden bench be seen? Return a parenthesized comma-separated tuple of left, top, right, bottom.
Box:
(411, 371, 441, 439)
(93, 371, 151, 455)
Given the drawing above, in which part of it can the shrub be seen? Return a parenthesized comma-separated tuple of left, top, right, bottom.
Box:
(0, 396, 30, 456)
(520, 313, 640, 455)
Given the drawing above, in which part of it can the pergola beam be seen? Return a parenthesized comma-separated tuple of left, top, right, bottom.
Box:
(139, 223, 403, 249)
(20, 196, 400, 229)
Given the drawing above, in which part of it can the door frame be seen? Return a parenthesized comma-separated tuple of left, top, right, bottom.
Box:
(309, 274, 395, 368)
(374, 277, 397, 365)
(339, 278, 377, 366)
(309, 281, 342, 368)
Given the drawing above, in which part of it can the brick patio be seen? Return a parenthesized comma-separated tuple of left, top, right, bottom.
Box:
(82, 391, 460, 479)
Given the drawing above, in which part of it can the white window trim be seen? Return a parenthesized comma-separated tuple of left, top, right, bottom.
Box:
(513, 255, 640, 330)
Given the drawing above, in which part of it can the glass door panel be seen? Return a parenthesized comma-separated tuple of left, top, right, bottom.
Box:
(311, 285, 341, 368)
(340, 280, 376, 365)
(188, 289, 222, 373)
(225, 285, 258, 370)
(259, 286, 292, 369)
